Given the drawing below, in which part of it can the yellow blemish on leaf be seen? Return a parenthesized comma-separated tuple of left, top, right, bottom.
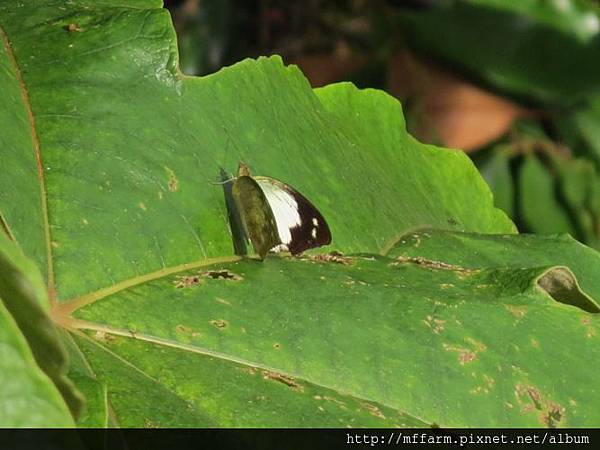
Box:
(175, 325, 201, 337)
(423, 315, 446, 334)
(581, 317, 596, 338)
(506, 304, 528, 319)
(93, 330, 114, 343)
(469, 374, 496, 395)
(139, 202, 147, 211)
(165, 166, 178, 192)
(361, 402, 386, 419)
(65, 23, 82, 32)
(210, 319, 228, 329)
(51, 241, 59, 248)
(82, 218, 88, 225)
(262, 371, 302, 391)
(466, 337, 487, 352)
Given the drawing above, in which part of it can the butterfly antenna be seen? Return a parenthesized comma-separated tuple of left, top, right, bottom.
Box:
(209, 168, 236, 185)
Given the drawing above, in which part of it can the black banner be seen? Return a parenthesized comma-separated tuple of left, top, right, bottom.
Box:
(0, 428, 596, 450)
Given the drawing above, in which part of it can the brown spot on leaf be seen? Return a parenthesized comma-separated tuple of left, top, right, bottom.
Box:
(273, 343, 281, 350)
(443, 338, 486, 365)
(65, 23, 81, 32)
(262, 371, 302, 391)
(173, 274, 202, 289)
(515, 384, 565, 428)
(542, 403, 564, 428)
(306, 252, 353, 265)
(139, 202, 147, 211)
(210, 319, 228, 329)
(392, 256, 474, 273)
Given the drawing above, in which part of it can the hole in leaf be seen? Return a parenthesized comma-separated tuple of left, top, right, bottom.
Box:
(204, 270, 242, 281)
(537, 267, 600, 313)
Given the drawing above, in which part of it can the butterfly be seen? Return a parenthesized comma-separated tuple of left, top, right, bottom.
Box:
(227, 162, 332, 259)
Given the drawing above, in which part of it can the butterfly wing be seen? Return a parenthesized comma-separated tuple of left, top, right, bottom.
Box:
(255, 177, 332, 255)
(232, 175, 282, 259)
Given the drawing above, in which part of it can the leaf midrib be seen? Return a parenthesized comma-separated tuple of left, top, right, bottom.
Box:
(71, 318, 427, 426)
(52, 255, 243, 321)
(0, 24, 54, 299)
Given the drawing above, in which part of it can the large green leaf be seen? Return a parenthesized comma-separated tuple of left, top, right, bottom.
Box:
(65, 240, 599, 427)
(2, 0, 599, 428)
(0, 233, 76, 427)
(0, 0, 512, 303)
(395, 0, 600, 105)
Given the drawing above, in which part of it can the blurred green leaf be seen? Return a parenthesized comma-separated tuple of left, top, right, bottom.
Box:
(174, 0, 232, 76)
(476, 121, 600, 248)
(555, 96, 600, 167)
(0, 233, 76, 426)
(475, 146, 514, 217)
(396, 0, 600, 105)
(519, 154, 574, 235)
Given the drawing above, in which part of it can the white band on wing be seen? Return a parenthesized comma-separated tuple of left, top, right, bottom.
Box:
(256, 178, 301, 245)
